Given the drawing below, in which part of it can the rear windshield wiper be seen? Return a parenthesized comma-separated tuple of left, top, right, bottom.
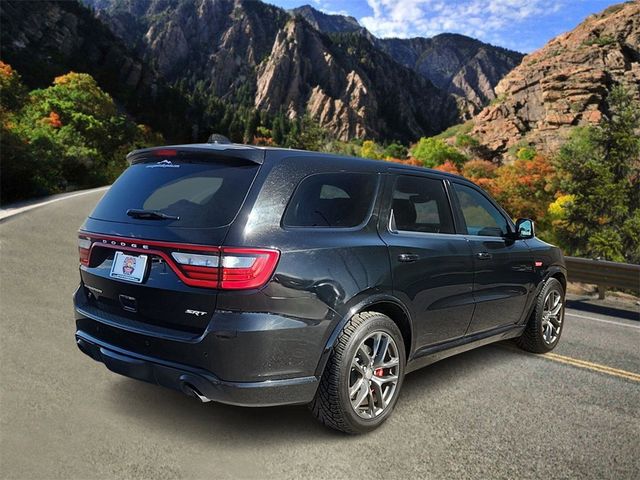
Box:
(126, 209, 180, 221)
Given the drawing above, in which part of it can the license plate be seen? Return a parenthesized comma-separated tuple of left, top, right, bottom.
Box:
(110, 251, 148, 283)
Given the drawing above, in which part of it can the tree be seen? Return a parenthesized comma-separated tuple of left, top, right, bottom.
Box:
(0, 61, 26, 113)
(411, 137, 467, 168)
(461, 159, 498, 193)
(271, 111, 286, 145)
(228, 112, 244, 143)
(361, 140, 384, 159)
(492, 154, 556, 225)
(243, 109, 259, 143)
(287, 115, 330, 151)
(1, 66, 163, 203)
(433, 161, 460, 174)
(383, 142, 408, 160)
(1, 63, 64, 201)
(555, 86, 640, 262)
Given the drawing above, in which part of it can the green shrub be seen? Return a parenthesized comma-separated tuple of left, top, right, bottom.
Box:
(411, 137, 467, 168)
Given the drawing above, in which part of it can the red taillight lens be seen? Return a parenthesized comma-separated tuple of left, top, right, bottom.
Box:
(78, 237, 92, 266)
(219, 248, 280, 290)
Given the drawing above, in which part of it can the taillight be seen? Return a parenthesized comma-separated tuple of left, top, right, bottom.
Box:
(76, 233, 279, 290)
(171, 252, 220, 285)
(78, 236, 92, 266)
(171, 252, 219, 267)
(171, 248, 279, 289)
(220, 248, 280, 290)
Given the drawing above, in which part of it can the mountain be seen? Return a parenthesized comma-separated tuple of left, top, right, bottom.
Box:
(377, 35, 524, 116)
(291, 5, 362, 34)
(0, 1, 150, 96)
(255, 18, 457, 140)
(468, 1, 640, 159)
(291, 5, 523, 116)
(82, 0, 457, 141)
(2, 0, 522, 143)
(0, 0, 191, 142)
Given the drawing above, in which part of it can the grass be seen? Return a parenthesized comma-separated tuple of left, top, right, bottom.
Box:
(583, 36, 616, 47)
(433, 120, 474, 140)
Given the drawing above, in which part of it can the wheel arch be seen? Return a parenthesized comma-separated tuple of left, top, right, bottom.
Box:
(314, 293, 414, 377)
(546, 265, 567, 293)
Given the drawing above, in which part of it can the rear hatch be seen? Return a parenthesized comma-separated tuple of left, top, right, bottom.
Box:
(77, 147, 262, 335)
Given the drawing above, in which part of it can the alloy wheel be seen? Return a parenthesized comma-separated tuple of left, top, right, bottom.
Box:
(348, 331, 400, 419)
(541, 289, 563, 344)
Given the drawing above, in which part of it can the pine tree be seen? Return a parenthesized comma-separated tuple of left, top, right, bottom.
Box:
(556, 86, 640, 262)
(244, 109, 259, 144)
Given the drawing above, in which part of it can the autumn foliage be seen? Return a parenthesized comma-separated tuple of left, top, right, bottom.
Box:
(1, 63, 163, 203)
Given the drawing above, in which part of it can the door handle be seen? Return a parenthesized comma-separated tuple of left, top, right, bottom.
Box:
(476, 252, 493, 260)
(398, 253, 419, 263)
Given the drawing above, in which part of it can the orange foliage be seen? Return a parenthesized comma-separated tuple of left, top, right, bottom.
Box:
(492, 154, 556, 220)
(253, 136, 274, 146)
(53, 72, 79, 85)
(433, 161, 460, 174)
(0, 60, 14, 78)
(43, 111, 62, 128)
(461, 159, 498, 196)
(385, 157, 423, 166)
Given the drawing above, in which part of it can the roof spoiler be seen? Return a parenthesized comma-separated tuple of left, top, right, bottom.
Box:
(126, 144, 265, 165)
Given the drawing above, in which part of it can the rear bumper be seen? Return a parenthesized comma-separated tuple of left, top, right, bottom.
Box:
(75, 330, 319, 407)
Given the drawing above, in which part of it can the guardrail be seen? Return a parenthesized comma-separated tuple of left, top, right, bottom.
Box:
(565, 256, 640, 298)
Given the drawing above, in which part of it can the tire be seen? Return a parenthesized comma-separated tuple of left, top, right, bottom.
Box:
(517, 277, 565, 353)
(309, 311, 406, 434)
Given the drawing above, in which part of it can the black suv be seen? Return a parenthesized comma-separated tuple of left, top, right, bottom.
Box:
(74, 143, 566, 433)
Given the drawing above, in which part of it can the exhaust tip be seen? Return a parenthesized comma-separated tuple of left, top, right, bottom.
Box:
(182, 382, 212, 403)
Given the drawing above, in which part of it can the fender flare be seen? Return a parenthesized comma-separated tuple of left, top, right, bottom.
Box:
(313, 291, 413, 377)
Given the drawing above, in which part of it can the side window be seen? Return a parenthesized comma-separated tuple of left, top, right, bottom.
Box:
(452, 183, 509, 237)
(391, 176, 455, 234)
(283, 172, 377, 228)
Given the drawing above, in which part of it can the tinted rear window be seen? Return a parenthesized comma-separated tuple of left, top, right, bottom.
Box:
(90, 161, 259, 228)
(391, 176, 455, 234)
(283, 172, 377, 228)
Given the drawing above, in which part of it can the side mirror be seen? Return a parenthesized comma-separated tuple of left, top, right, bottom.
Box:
(515, 218, 535, 239)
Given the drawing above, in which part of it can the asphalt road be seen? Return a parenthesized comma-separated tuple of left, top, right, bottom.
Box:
(1, 191, 639, 479)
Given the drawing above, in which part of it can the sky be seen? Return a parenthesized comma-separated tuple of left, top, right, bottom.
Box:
(268, 0, 621, 52)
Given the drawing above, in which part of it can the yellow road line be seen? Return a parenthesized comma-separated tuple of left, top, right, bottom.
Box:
(498, 345, 640, 382)
(543, 352, 640, 382)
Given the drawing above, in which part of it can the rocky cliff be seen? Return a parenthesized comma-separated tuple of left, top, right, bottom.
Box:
(291, 5, 362, 34)
(3, 0, 526, 143)
(255, 18, 456, 140)
(378, 34, 523, 116)
(291, 5, 523, 116)
(469, 2, 640, 159)
(0, 0, 193, 141)
(0, 0, 151, 93)
(83, 0, 458, 141)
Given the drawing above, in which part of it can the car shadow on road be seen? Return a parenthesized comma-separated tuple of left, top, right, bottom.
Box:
(106, 342, 524, 443)
(566, 298, 639, 321)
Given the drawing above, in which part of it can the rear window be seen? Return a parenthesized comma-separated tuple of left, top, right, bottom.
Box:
(283, 172, 377, 228)
(391, 175, 455, 234)
(90, 160, 259, 228)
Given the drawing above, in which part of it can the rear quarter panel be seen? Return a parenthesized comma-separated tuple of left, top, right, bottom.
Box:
(219, 155, 392, 376)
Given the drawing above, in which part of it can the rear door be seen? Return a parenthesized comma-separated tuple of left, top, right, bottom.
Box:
(379, 173, 475, 348)
(78, 156, 260, 335)
(449, 182, 534, 335)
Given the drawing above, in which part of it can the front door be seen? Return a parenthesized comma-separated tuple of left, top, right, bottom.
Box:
(379, 174, 475, 349)
(450, 182, 534, 335)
